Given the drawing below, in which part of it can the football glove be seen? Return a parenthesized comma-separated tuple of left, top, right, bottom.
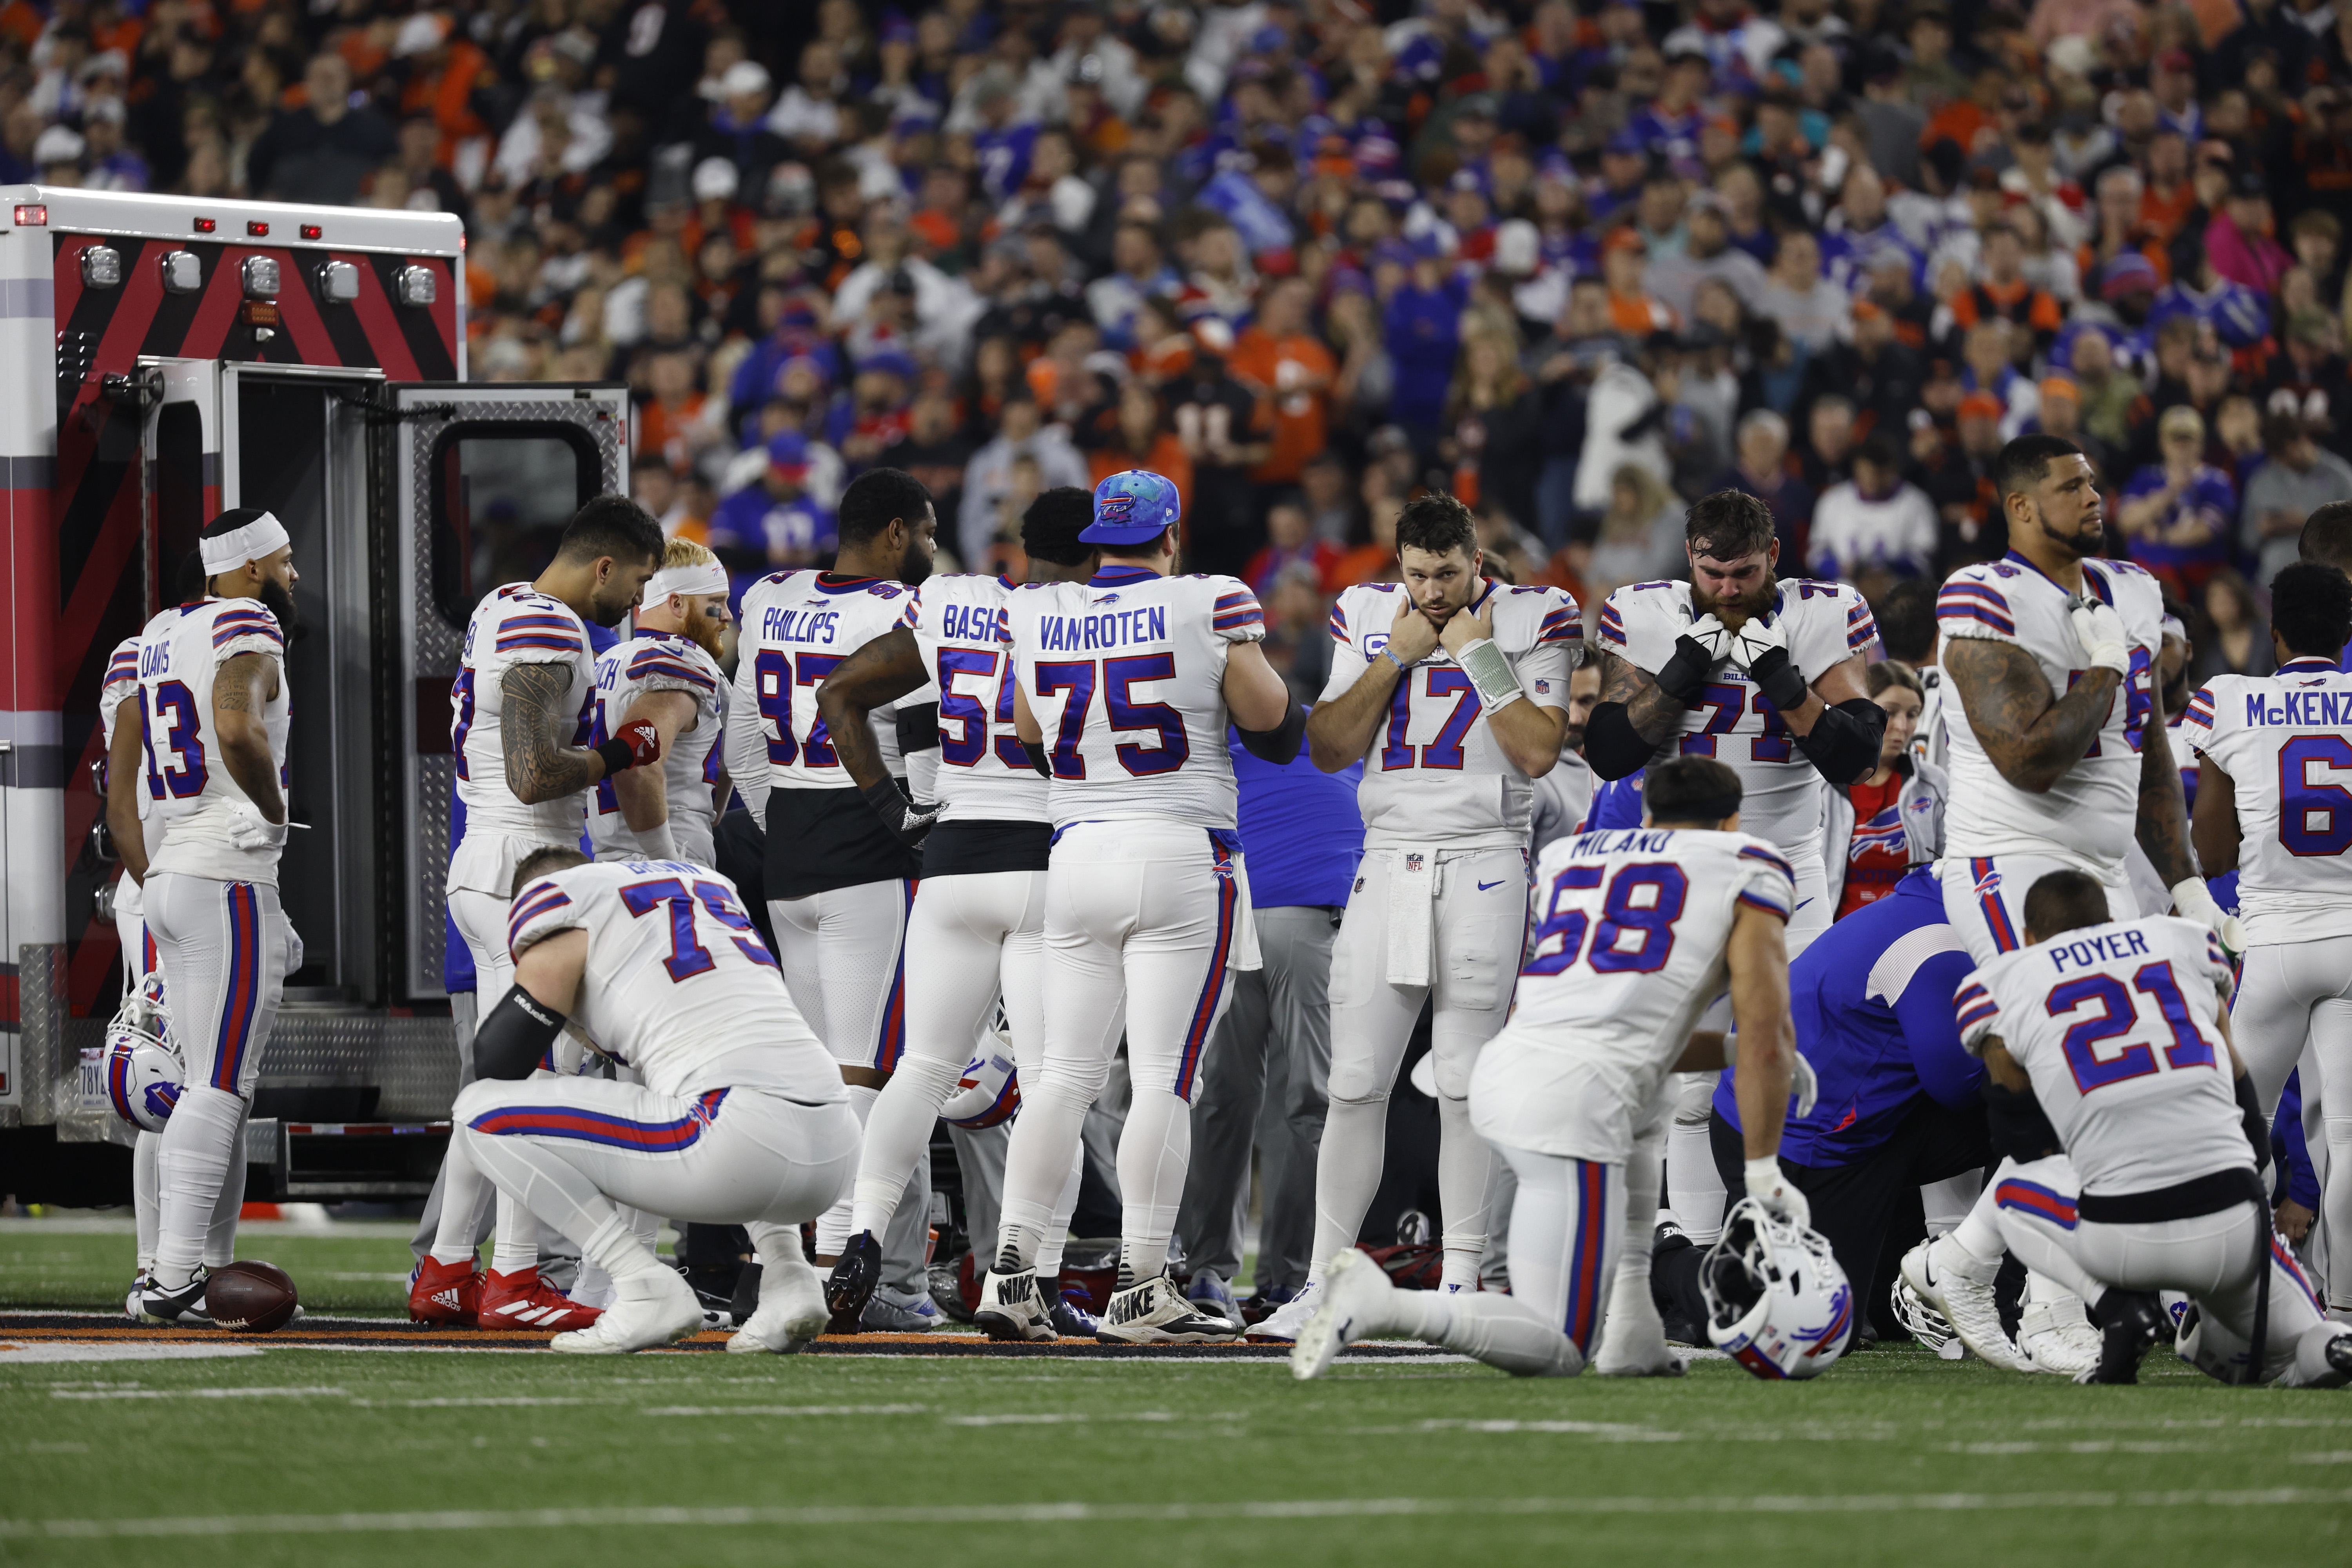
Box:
(225, 802, 289, 850)
(861, 776, 941, 848)
(1732, 613, 1808, 712)
(594, 718, 663, 775)
(2170, 876, 2247, 964)
(2067, 594, 2131, 675)
(1743, 1155, 1811, 1228)
(1657, 613, 1734, 704)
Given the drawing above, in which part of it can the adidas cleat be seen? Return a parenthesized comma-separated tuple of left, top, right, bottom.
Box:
(407, 1256, 483, 1327)
(823, 1230, 882, 1334)
(1244, 1279, 1320, 1343)
(139, 1270, 211, 1328)
(1900, 1239, 2034, 1374)
(973, 1268, 1055, 1342)
(550, 1268, 701, 1354)
(1290, 1249, 1392, 1380)
(479, 1266, 603, 1333)
(1096, 1272, 1243, 1344)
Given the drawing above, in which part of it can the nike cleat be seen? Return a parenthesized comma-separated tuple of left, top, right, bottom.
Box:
(1900, 1239, 2034, 1374)
(2019, 1295, 2101, 1378)
(1049, 1287, 1102, 1338)
(973, 1268, 1055, 1343)
(479, 1266, 604, 1333)
(823, 1230, 882, 1334)
(1096, 1272, 1243, 1344)
(1245, 1279, 1321, 1343)
(407, 1256, 483, 1327)
(550, 1268, 701, 1354)
(1290, 1249, 1393, 1380)
(138, 1270, 211, 1328)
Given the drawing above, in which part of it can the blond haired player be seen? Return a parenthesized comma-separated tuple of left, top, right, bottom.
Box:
(591, 537, 734, 866)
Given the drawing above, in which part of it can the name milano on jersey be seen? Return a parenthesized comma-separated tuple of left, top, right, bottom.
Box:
(1002, 566, 1263, 828)
(1936, 555, 2163, 874)
(590, 631, 728, 865)
(1595, 579, 1878, 861)
(1322, 581, 1581, 848)
(136, 598, 291, 885)
(450, 584, 597, 896)
(902, 573, 1048, 824)
(2182, 657, 2352, 945)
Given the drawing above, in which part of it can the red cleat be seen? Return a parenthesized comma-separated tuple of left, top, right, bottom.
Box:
(479, 1267, 604, 1332)
(408, 1256, 482, 1327)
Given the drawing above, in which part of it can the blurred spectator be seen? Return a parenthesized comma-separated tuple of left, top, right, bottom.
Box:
(1758, 228, 1849, 354)
(1722, 409, 1815, 564)
(1570, 462, 1686, 609)
(1230, 277, 1336, 494)
(2118, 405, 2239, 597)
(248, 54, 396, 206)
(2243, 413, 2352, 584)
(1171, 318, 1274, 575)
(960, 394, 1088, 568)
(1809, 434, 1938, 593)
(1245, 499, 1344, 600)
(2190, 568, 2277, 684)
(710, 431, 835, 573)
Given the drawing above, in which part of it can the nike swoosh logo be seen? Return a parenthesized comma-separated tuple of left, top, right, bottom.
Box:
(1477, 879, 1508, 891)
(1794, 898, 1816, 911)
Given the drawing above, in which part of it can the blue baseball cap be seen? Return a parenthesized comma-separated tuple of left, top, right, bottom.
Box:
(1082, 470, 1182, 544)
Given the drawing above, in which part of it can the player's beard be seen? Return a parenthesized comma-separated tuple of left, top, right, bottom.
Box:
(1689, 573, 1774, 627)
(2033, 496, 2107, 562)
(898, 535, 933, 588)
(585, 576, 640, 628)
(681, 600, 727, 663)
(257, 575, 305, 643)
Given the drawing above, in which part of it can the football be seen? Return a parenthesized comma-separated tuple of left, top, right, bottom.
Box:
(206, 1261, 299, 1333)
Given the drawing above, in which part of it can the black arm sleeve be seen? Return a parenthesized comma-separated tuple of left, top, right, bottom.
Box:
(1983, 1078, 2063, 1164)
(1792, 697, 1889, 786)
(894, 703, 940, 756)
(474, 985, 567, 1082)
(1019, 737, 1052, 777)
(2235, 1072, 2273, 1173)
(1583, 701, 1657, 780)
(1236, 701, 1308, 765)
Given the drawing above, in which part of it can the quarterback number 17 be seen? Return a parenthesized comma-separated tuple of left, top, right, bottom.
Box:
(1034, 655, 1191, 778)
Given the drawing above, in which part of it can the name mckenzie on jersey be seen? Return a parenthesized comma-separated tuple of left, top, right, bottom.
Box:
(2237, 690, 2352, 727)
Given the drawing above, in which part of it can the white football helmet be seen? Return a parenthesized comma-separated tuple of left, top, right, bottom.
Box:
(941, 1033, 1020, 1129)
(103, 975, 183, 1134)
(1702, 1197, 1855, 1380)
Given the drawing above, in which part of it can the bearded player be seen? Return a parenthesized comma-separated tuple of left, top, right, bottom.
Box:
(975, 470, 1301, 1342)
(1578, 490, 1883, 1365)
(409, 497, 666, 1332)
(726, 467, 941, 1323)
(1901, 433, 2218, 1377)
(811, 488, 1100, 1331)
(1250, 494, 1579, 1344)
(590, 537, 733, 866)
(451, 846, 857, 1355)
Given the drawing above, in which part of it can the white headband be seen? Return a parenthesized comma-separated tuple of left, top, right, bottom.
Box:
(646, 561, 729, 601)
(199, 513, 289, 574)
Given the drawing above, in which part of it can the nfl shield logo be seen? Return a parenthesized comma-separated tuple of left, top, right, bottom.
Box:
(1534, 679, 1551, 693)
(1405, 853, 1424, 873)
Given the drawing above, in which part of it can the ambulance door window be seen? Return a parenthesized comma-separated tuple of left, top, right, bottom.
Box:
(427, 426, 601, 628)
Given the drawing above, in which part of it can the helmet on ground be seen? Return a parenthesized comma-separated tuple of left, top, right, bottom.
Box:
(1702, 1197, 1853, 1380)
(1082, 470, 1181, 545)
(941, 1025, 1020, 1129)
(103, 975, 183, 1134)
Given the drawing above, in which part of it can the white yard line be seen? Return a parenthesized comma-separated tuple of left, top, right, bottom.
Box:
(5, 1488, 2350, 1539)
(48, 1385, 346, 1399)
(0, 1342, 265, 1365)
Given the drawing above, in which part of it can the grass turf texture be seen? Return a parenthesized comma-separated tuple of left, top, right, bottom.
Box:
(7, 1224, 2352, 1566)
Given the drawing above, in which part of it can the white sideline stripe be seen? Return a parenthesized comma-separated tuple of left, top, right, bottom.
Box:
(6, 1489, 2350, 1539)
(48, 1385, 347, 1400)
(641, 1405, 929, 1417)
(941, 1411, 1181, 1426)
(0, 1342, 264, 1365)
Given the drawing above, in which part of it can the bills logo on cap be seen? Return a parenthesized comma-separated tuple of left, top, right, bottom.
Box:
(1098, 493, 1136, 522)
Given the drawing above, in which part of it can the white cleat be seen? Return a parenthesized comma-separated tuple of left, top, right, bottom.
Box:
(1290, 1249, 1393, 1380)
(1096, 1273, 1243, 1343)
(2018, 1296, 2101, 1378)
(549, 1268, 701, 1355)
(972, 1268, 1056, 1343)
(1899, 1239, 2033, 1374)
(1243, 1279, 1321, 1344)
(1593, 1294, 1688, 1378)
(729, 1261, 829, 1355)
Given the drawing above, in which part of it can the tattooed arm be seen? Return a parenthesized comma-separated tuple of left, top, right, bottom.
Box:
(212, 652, 285, 823)
(2133, 708, 2198, 887)
(1939, 638, 2120, 795)
(501, 661, 608, 805)
(1598, 648, 1692, 745)
(814, 626, 929, 791)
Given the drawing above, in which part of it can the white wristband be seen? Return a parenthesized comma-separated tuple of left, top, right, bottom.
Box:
(640, 821, 681, 863)
(1743, 1156, 1784, 1198)
(1455, 636, 1524, 712)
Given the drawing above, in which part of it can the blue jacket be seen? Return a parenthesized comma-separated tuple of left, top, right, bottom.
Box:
(1226, 728, 1363, 908)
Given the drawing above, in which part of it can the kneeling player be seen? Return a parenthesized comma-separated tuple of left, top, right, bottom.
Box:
(450, 847, 859, 1354)
(1292, 757, 1813, 1379)
(1957, 869, 2352, 1387)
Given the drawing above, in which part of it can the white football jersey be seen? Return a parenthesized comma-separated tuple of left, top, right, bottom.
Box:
(1490, 826, 1795, 1118)
(450, 583, 598, 895)
(102, 635, 150, 915)
(1002, 565, 1264, 829)
(589, 632, 729, 867)
(1320, 581, 1581, 849)
(730, 570, 922, 798)
(1594, 579, 1878, 863)
(1956, 915, 2245, 1196)
(508, 859, 846, 1105)
(2181, 657, 2352, 946)
(135, 597, 290, 885)
(1936, 555, 2163, 875)
(902, 573, 1048, 824)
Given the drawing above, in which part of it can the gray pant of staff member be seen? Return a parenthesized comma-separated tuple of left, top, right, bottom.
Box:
(1174, 906, 1339, 1297)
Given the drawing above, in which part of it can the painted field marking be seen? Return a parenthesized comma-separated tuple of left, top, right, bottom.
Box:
(6, 1488, 2351, 1539)
(48, 1385, 347, 1400)
(0, 1342, 264, 1365)
(639, 1404, 931, 1417)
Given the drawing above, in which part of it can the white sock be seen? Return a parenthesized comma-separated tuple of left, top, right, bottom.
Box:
(429, 1132, 495, 1268)
(995, 1070, 1093, 1273)
(152, 1085, 244, 1289)
(1436, 1094, 1494, 1290)
(1307, 1094, 1387, 1282)
(1665, 1118, 1726, 1246)
(815, 1083, 880, 1257)
(201, 1100, 249, 1268)
(1116, 1083, 1191, 1285)
(1035, 1145, 1083, 1279)
(851, 1054, 961, 1238)
(1921, 1172, 1980, 1237)
(489, 1194, 543, 1275)
(1599, 1124, 1665, 1352)
(132, 1131, 161, 1274)
(1395, 1289, 1583, 1377)
(1947, 1169, 2010, 1268)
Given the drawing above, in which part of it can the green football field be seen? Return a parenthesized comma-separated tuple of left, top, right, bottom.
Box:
(5, 1221, 2350, 1567)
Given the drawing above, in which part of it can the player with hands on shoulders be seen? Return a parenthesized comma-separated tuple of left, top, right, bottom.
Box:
(589, 537, 733, 867)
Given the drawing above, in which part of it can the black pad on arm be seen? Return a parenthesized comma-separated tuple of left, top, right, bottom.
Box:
(1583, 701, 1656, 780)
(895, 703, 941, 755)
(1793, 697, 1889, 786)
(475, 985, 566, 1082)
(1237, 701, 1308, 765)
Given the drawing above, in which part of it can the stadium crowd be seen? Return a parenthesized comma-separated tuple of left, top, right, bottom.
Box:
(20, 0, 2352, 690)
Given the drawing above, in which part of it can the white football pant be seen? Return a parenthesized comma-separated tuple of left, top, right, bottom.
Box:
(2230, 935, 2352, 1311)
(116, 896, 164, 1276)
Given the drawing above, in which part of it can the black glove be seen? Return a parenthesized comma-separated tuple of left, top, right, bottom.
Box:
(860, 775, 940, 848)
(1655, 612, 1732, 705)
(2235, 1073, 2272, 1174)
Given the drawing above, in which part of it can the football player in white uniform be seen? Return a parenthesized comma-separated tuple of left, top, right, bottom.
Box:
(975, 469, 1300, 1342)
(2186, 562, 2352, 1318)
(410, 497, 666, 1333)
(1291, 757, 1819, 1379)
(1956, 869, 2352, 1386)
(116, 511, 301, 1325)
(1578, 489, 1882, 1361)
(450, 846, 858, 1354)
(100, 630, 166, 1306)
(1904, 435, 2215, 1377)
(726, 467, 940, 1314)
(1251, 495, 1579, 1343)
(589, 537, 733, 866)
(811, 489, 1099, 1332)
